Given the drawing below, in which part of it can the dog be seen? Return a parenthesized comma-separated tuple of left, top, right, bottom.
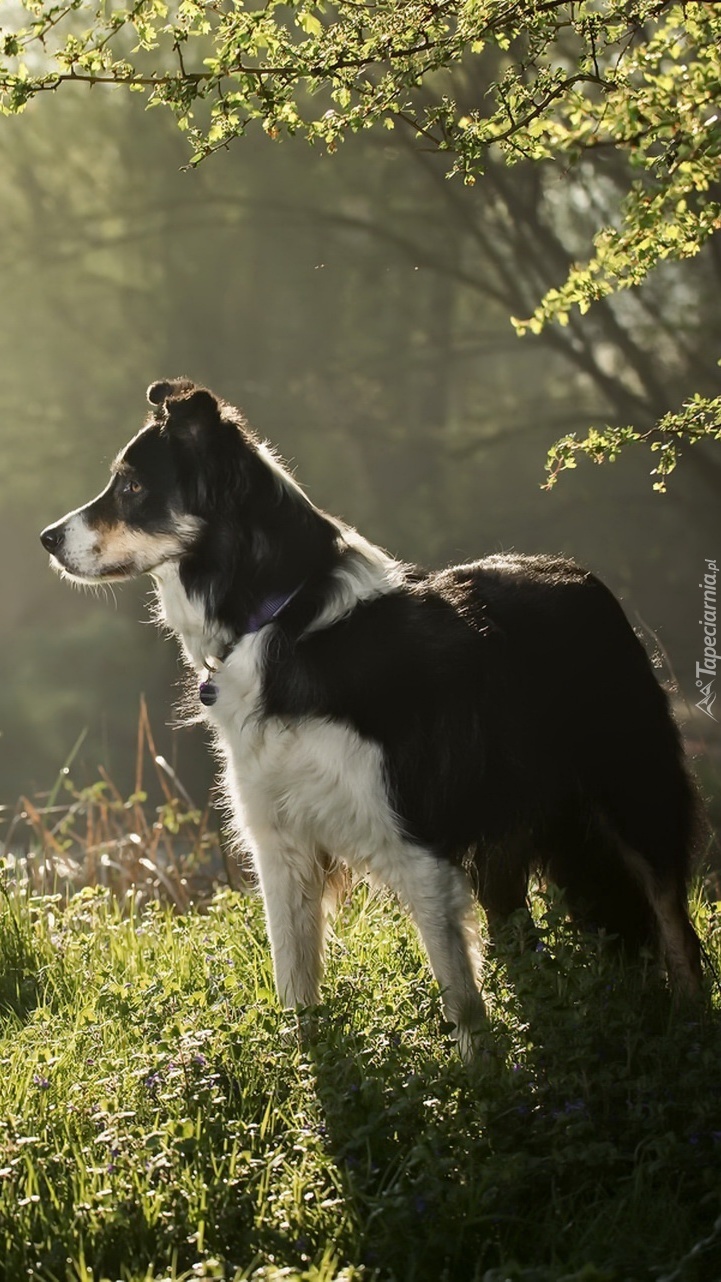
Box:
(40, 379, 702, 1058)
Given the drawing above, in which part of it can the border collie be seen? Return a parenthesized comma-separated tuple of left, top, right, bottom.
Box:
(40, 379, 702, 1058)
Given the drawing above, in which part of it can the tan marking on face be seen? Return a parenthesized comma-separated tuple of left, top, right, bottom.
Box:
(53, 511, 202, 582)
(97, 523, 176, 569)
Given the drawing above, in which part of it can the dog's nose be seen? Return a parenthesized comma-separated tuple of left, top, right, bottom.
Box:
(40, 523, 64, 553)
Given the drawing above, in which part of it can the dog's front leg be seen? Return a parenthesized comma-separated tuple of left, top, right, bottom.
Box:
(251, 835, 326, 1009)
(381, 845, 488, 1061)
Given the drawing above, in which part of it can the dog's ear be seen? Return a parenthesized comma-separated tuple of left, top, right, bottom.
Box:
(162, 386, 243, 510)
(164, 387, 221, 433)
(148, 382, 222, 439)
(147, 378, 197, 408)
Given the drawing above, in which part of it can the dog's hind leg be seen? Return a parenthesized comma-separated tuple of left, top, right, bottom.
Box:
(380, 845, 487, 1060)
(251, 833, 328, 1009)
(474, 839, 537, 948)
(618, 844, 703, 996)
(589, 765, 702, 994)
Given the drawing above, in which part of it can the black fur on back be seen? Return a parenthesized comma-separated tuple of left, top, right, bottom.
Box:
(269, 556, 698, 947)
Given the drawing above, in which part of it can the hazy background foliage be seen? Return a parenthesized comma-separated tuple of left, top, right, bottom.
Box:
(1, 78, 719, 817)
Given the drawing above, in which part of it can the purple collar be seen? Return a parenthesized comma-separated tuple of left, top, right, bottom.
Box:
(246, 584, 302, 634)
(199, 583, 302, 707)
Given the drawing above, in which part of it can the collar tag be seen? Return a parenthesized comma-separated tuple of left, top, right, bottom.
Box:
(199, 676, 219, 707)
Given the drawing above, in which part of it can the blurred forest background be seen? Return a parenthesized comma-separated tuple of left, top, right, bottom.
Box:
(1, 81, 720, 828)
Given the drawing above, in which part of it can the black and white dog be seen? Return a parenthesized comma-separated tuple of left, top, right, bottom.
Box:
(41, 380, 702, 1057)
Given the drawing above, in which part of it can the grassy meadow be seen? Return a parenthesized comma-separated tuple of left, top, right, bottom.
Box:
(1, 754, 721, 1282)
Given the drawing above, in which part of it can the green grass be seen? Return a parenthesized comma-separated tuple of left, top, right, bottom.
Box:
(0, 879, 720, 1282)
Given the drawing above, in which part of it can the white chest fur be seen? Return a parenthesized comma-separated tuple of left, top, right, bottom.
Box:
(152, 564, 399, 867)
(151, 563, 230, 670)
(208, 640, 397, 868)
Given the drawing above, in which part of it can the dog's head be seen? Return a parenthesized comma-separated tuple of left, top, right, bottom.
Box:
(40, 379, 254, 584)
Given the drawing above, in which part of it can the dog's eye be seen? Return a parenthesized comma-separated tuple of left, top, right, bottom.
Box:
(124, 478, 143, 496)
